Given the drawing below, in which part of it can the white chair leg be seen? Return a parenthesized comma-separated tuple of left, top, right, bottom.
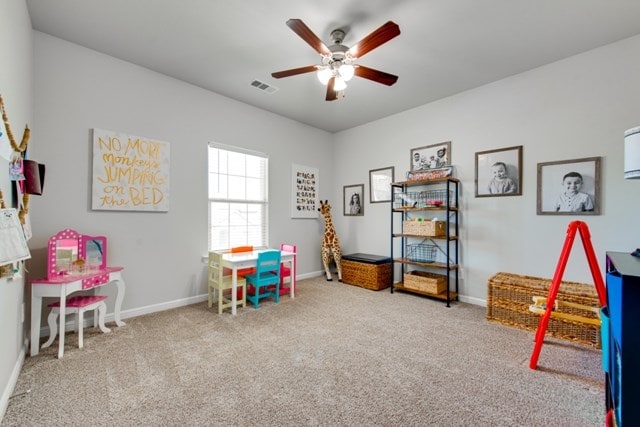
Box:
(41, 309, 59, 349)
(96, 302, 111, 334)
(77, 308, 85, 349)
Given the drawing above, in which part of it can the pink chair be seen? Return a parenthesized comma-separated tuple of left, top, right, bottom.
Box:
(42, 295, 111, 357)
(279, 243, 296, 296)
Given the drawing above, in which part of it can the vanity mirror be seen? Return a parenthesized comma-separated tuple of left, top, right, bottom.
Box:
(47, 229, 81, 279)
(80, 235, 107, 271)
(46, 229, 108, 279)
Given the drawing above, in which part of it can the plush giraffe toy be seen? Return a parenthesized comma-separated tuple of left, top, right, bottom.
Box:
(318, 200, 343, 282)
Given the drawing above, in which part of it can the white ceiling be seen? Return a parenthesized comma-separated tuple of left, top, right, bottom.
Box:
(26, 0, 640, 133)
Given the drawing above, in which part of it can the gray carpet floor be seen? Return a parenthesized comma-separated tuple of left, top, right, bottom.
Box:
(3, 276, 604, 426)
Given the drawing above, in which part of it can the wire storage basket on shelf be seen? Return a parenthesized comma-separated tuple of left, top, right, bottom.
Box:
(394, 189, 456, 209)
(406, 243, 437, 263)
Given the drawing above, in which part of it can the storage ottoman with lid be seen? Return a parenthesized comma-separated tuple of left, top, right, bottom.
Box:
(341, 253, 392, 291)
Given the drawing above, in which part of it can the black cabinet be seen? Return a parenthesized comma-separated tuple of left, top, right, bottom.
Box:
(604, 251, 640, 426)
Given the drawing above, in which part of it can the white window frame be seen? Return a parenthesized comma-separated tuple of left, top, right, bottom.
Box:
(208, 143, 269, 251)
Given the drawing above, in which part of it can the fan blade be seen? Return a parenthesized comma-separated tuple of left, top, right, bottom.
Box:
(348, 21, 400, 59)
(354, 65, 398, 86)
(325, 77, 338, 101)
(286, 19, 331, 56)
(272, 65, 318, 79)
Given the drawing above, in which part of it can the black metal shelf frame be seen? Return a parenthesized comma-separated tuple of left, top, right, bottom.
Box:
(390, 177, 459, 306)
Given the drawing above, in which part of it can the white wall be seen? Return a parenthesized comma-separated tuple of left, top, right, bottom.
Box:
(332, 34, 640, 303)
(29, 32, 334, 317)
(4, 9, 640, 418)
(0, 0, 32, 418)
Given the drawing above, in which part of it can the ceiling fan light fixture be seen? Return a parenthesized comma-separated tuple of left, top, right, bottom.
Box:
(334, 77, 347, 91)
(273, 19, 400, 101)
(317, 67, 332, 85)
(339, 63, 355, 81)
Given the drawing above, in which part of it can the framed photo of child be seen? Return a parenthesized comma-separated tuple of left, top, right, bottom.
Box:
(537, 157, 601, 215)
(410, 141, 451, 171)
(475, 145, 522, 197)
(343, 184, 364, 216)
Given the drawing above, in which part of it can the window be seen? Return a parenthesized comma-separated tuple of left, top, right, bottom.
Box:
(208, 143, 268, 251)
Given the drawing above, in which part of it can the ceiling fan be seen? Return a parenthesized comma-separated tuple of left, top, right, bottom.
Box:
(271, 19, 400, 101)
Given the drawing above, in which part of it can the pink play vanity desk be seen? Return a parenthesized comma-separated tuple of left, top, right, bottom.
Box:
(30, 229, 126, 358)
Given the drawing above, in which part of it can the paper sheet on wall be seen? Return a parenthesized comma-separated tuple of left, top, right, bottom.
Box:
(0, 209, 31, 265)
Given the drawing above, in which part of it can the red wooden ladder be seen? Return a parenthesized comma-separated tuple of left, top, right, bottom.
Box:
(529, 220, 607, 369)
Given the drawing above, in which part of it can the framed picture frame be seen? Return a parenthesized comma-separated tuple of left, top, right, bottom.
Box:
(369, 166, 394, 203)
(410, 141, 451, 171)
(343, 184, 364, 216)
(537, 156, 601, 215)
(92, 128, 171, 212)
(290, 164, 319, 219)
(475, 145, 523, 197)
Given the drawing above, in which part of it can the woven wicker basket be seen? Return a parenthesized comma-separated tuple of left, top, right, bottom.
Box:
(487, 272, 601, 348)
(402, 220, 446, 237)
(341, 259, 391, 291)
(404, 270, 447, 294)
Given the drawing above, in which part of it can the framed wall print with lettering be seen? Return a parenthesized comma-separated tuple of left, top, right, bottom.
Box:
(92, 128, 170, 212)
(291, 164, 319, 218)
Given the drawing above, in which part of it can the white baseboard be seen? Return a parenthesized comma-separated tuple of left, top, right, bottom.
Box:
(299, 271, 325, 280)
(113, 294, 209, 322)
(458, 295, 486, 306)
(0, 338, 28, 422)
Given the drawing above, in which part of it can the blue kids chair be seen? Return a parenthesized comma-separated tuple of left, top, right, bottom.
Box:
(244, 250, 281, 309)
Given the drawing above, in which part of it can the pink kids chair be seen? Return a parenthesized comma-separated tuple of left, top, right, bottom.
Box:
(279, 243, 296, 296)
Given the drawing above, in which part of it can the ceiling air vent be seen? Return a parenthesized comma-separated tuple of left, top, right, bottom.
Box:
(251, 79, 278, 94)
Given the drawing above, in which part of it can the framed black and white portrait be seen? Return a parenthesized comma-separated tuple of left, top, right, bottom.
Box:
(537, 157, 601, 215)
(343, 184, 364, 216)
(410, 141, 451, 171)
(369, 166, 394, 203)
(475, 145, 523, 197)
